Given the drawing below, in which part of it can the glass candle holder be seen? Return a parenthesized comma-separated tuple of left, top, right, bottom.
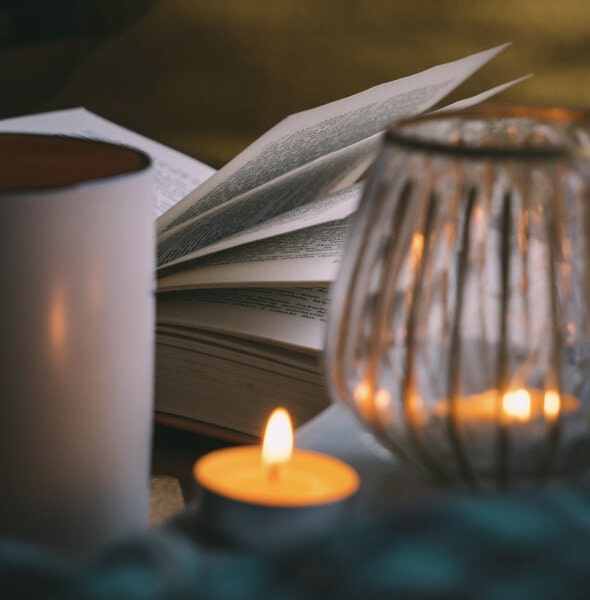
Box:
(325, 106, 590, 489)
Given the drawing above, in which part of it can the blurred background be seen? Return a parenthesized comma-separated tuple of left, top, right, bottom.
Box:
(2, 0, 590, 168)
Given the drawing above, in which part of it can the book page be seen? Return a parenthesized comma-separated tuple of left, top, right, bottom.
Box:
(155, 75, 528, 285)
(431, 75, 531, 113)
(156, 45, 510, 260)
(158, 175, 363, 270)
(0, 107, 215, 218)
(157, 217, 351, 290)
(156, 134, 376, 265)
(156, 75, 527, 271)
(156, 324, 320, 370)
(157, 287, 330, 351)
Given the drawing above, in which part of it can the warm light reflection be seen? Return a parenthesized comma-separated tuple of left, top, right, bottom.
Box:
(502, 389, 532, 421)
(543, 390, 561, 420)
(261, 408, 293, 468)
(353, 380, 374, 420)
(472, 204, 485, 224)
(375, 388, 392, 412)
(48, 284, 68, 367)
(409, 232, 424, 269)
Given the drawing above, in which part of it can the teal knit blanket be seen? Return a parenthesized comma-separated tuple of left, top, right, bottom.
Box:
(2, 484, 590, 599)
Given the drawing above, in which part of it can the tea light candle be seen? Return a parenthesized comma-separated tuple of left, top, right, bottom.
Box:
(193, 408, 359, 548)
(421, 388, 582, 483)
(434, 388, 579, 423)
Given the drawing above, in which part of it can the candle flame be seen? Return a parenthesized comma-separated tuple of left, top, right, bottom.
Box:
(502, 389, 531, 421)
(262, 408, 293, 469)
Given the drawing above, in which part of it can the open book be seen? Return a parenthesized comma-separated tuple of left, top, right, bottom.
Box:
(1, 44, 524, 441)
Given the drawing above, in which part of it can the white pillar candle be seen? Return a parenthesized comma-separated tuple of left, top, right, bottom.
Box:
(0, 133, 154, 555)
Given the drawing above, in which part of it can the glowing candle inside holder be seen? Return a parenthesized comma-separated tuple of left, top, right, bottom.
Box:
(434, 388, 579, 423)
(193, 408, 359, 548)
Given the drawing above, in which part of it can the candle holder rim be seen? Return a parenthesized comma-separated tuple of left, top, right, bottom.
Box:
(386, 104, 590, 160)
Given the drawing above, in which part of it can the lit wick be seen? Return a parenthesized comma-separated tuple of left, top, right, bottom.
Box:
(261, 408, 293, 483)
